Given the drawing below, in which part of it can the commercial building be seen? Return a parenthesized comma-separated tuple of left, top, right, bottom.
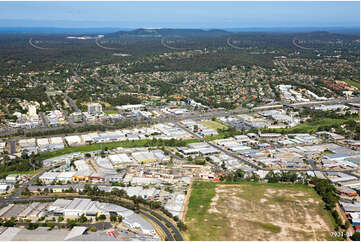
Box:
(164, 193, 186, 218)
(5, 174, 19, 184)
(65, 136, 82, 146)
(131, 151, 157, 163)
(47, 198, 156, 235)
(88, 103, 103, 115)
(39, 172, 59, 184)
(0, 184, 10, 193)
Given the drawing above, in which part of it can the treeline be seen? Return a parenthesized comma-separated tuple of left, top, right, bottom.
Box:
(217, 126, 242, 138)
(300, 108, 359, 121)
(220, 169, 260, 182)
(0, 153, 42, 178)
(0, 86, 48, 108)
(265, 171, 300, 183)
(126, 50, 274, 73)
(220, 170, 301, 183)
(310, 177, 347, 231)
(104, 95, 141, 106)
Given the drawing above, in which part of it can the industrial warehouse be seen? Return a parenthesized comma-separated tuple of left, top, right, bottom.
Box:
(0, 198, 156, 236)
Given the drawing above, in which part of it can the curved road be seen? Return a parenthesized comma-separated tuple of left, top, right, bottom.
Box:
(226, 38, 244, 50)
(139, 211, 175, 241)
(95, 38, 121, 50)
(160, 38, 186, 51)
(292, 38, 313, 50)
(141, 206, 184, 241)
(29, 38, 53, 50)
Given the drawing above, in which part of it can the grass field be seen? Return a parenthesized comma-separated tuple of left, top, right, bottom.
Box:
(343, 79, 360, 89)
(199, 120, 227, 130)
(103, 110, 118, 114)
(184, 181, 335, 241)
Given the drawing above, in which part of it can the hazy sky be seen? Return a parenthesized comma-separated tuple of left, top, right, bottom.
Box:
(0, 1, 359, 28)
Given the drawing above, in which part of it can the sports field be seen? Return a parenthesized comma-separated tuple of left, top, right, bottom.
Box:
(184, 181, 335, 241)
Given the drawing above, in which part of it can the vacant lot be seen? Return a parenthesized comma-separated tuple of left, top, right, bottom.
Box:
(199, 120, 227, 130)
(184, 181, 335, 241)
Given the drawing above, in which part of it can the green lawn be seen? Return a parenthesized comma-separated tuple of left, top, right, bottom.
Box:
(103, 110, 118, 114)
(204, 133, 229, 141)
(343, 79, 360, 89)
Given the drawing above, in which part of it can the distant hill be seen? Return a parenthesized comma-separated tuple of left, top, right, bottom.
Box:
(105, 28, 231, 38)
(0, 27, 127, 34)
(292, 31, 359, 41)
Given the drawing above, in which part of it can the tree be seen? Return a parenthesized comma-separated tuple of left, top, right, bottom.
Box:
(58, 216, 64, 222)
(117, 215, 123, 223)
(78, 214, 88, 223)
(66, 218, 78, 229)
(235, 169, 245, 179)
(3, 220, 15, 227)
(351, 232, 360, 241)
(97, 214, 106, 221)
(177, 221, 187, 231)
(110, 214, 117, 222)
(89, 226, 97, 232)
(27, 222, 39, 230)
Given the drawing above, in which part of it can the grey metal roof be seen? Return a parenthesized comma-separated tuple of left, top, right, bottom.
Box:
(124, 213, 154, 232)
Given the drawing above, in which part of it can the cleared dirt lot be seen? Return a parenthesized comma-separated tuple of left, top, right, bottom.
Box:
(184, 182, 335, 241)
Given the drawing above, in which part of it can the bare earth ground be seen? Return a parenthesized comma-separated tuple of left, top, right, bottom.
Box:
(185, 183, 334, 241)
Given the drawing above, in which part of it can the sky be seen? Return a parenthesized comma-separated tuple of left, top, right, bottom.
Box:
(0, 1, 359, 29)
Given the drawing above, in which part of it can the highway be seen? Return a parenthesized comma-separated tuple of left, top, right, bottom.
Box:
(28, 38, 52, 50)
(226, 38, 245, 50)
(292, 38, 313, 50)
(160, 38, 186, 51)
(95, 38, 120, 50)
(139, 211, 175, 241)
(141, 207, 184, 241)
